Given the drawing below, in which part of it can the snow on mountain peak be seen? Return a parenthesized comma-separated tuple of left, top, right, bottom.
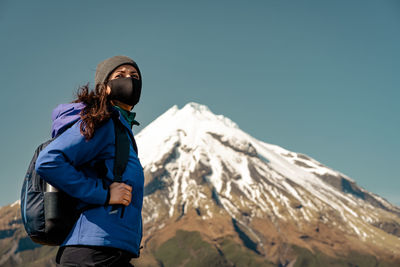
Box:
(137, 102, 237, 135)
(181, 102, 210, 113)
(179, 102, 239, 129)
(136, 103, 241, 166)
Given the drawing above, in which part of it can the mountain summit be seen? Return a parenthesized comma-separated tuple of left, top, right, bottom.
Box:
(0, 102, 399, 266)
(136, 102, 400, 266)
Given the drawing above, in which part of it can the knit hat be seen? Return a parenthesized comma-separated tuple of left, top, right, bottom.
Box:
(94, 55, 141, 87)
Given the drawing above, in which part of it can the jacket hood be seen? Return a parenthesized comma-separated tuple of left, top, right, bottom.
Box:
(51, 102, 85, 138)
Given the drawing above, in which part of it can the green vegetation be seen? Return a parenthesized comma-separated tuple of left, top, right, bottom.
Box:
(154, 233, 399, 267)
(292, 245, 397, 267)
(155, 230, 226, 267)
(219, 238, 275, 267)
(154, 230, 274, 267)
(1, 245, 57, 267)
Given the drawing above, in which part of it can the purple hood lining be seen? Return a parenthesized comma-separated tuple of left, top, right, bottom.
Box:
(51, 102, 85, 138)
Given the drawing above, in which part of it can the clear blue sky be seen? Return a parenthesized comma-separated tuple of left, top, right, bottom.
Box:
(0, 0, 399, 207)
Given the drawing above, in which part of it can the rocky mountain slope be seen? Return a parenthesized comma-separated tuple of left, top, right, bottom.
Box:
(1, 103, 399, 266)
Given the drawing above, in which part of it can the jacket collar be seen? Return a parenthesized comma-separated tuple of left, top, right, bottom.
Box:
(113, 105, 139, 128)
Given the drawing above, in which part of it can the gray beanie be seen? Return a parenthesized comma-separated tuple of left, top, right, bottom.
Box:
(94, 55, 141, 87)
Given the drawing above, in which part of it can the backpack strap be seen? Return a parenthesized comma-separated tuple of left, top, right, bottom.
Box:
(110, 116, 132, 218)
(112, 116, 130, 183)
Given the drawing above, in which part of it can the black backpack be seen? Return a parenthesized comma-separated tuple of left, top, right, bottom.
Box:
(21, 116, 136, 246)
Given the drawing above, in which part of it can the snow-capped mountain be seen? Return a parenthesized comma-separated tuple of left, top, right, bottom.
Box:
(136, 102, 400, 265)
(0, 102, 399, 267)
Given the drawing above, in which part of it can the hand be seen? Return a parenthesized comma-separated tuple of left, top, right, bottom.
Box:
(109, 182, 132, 206)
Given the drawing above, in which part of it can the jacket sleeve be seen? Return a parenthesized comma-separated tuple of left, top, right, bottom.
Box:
(35, 120, 112, 205)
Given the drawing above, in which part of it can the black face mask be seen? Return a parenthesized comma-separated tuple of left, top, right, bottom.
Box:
(108, 77, 142, 107)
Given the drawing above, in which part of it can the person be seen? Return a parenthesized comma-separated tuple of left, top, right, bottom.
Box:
(35, 55, 145, 266)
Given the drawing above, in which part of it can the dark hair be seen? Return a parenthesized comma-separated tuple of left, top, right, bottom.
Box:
(72, 83, 112, 140)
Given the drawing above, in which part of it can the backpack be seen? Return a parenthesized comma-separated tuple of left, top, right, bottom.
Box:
(20, 116, 136, 246)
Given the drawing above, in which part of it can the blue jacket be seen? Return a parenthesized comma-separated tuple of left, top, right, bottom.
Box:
(35, 102, 144, 256)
